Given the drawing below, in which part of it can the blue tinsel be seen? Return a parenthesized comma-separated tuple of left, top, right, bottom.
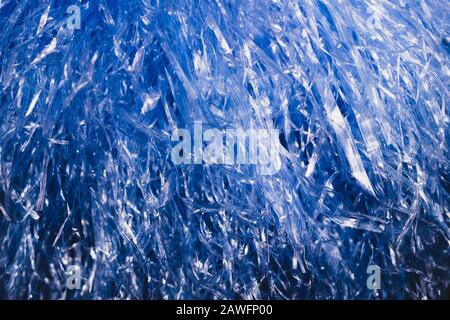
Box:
(0, 0, 448, 299)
